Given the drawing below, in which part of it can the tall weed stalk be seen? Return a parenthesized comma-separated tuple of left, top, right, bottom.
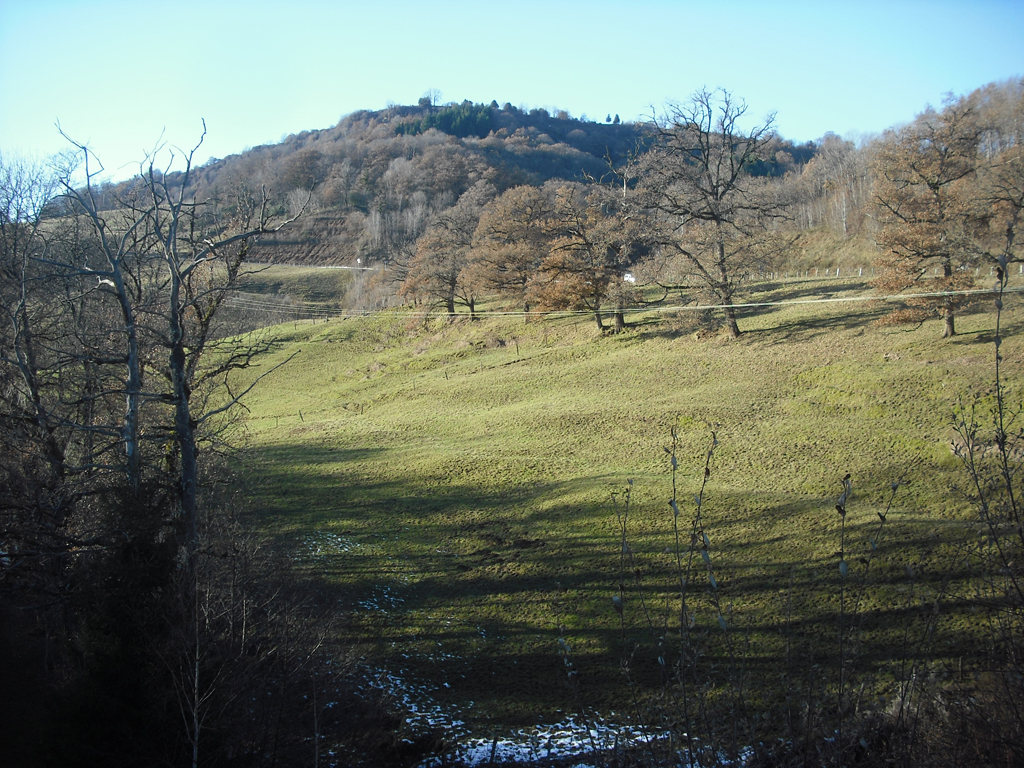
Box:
(946, 257, 1024, 762)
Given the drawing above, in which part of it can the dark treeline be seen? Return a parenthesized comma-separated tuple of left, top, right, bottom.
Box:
(0, 134, 404, 766)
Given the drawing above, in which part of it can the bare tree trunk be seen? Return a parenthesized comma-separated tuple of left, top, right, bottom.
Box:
(171, 334, 200, 557)
(942, 262, 956, 338)
(719, 242, 741, 338)
(943, 306, 957, 337)
(60, 146, 144, 495)
(10, 296, 68, 489)
(192, 578, 201, 768)
(724, 303, 741, 338)
(108, 253, 143, 494)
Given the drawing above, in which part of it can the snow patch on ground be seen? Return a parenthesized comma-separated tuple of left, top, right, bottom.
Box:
(363, 665, 668, 767)
(357, 584, 405, 612)
(447, 718, 662, 766)
(364, 666, 468, 735)
(302, 531, 357, 561)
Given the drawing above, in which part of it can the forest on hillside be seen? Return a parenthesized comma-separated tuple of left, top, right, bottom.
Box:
(57, 94, 810, 282)
(1, 79, 1023, 766)
(58, 82, 1022, 337)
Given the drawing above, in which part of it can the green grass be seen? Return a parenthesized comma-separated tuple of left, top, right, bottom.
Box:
(237, 263, 356, 307)
(226, 274, 1023, 732)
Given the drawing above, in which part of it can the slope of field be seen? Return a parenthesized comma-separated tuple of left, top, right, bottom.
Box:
(231, 275, 1023, 740)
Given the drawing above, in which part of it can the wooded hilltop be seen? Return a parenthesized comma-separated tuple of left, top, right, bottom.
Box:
(70, 81, 1023, 338)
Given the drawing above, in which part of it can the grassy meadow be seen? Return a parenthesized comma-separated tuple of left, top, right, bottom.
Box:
(227, 270, 1023, 739)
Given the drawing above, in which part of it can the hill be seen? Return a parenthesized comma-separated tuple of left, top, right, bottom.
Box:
(81, 98, 815, 270)
(10, 79, 1020, 765)
(231, 270, 1024, 761)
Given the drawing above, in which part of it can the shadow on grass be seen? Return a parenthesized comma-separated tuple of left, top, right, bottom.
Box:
(953, 313, 1024, 343)
(632, 281, 887, 343)
(744, 304, 887, 342)
(244, 438, 988, 728)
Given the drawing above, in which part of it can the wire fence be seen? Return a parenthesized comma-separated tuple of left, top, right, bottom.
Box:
(223, 279, 1024, 324)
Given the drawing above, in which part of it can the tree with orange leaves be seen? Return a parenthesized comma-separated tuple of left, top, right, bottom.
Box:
(871, 94, 988, 337)
(530, 184, 641, 332)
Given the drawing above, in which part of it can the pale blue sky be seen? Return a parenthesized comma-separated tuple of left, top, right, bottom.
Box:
(2, 0, 1022, 181)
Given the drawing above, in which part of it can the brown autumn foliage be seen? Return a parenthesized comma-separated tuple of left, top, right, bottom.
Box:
(529, 184, 642, 332)
(871, 80, 1024, 337)
(871, 94, 988, 337)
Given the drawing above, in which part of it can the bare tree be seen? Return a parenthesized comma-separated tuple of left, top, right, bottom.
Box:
(53, 125, 306, 559)
(978, 80, 1024, 270)
(468, 185, 553, 317)
(0, 152, 88, 597)
(799, 133, 870, 235)
(0, 132, 316, 765)
(421, 88, 442, 110)
(635, 88, 792, 337)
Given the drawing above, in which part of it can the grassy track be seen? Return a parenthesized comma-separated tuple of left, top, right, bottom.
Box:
(238, 263, 357, 307)
(230, 275, 1023, 732)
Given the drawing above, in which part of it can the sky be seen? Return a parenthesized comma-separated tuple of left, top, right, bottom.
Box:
(2, 0, 1022, 182)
